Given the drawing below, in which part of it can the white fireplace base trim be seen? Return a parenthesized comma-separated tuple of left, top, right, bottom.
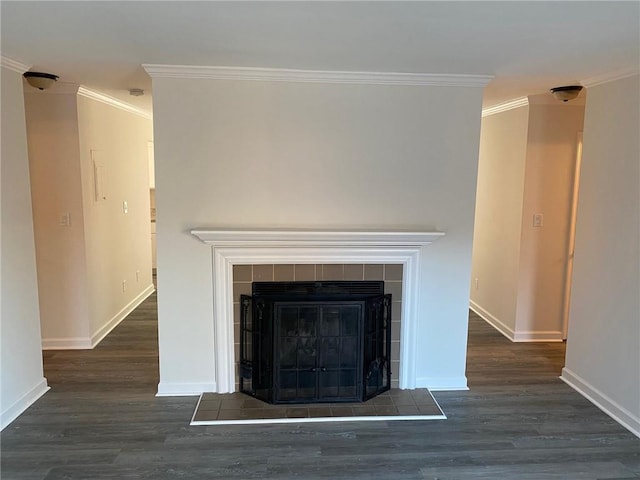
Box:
(191, 228, 445, 394)
(416, 376, 469, 391)
(157, 381, 217, 397)
(191, 414, 447, 426)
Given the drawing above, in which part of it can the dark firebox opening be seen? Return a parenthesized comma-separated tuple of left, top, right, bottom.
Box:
(240, 281, 392, 404)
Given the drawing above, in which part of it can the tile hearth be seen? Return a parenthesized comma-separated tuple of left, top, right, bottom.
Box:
(191, 388, 445, 425)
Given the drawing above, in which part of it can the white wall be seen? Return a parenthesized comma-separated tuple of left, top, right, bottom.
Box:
(562, 74, 640, 436)
(77, 95, 154, 342)
(24, 88, 155, 349)
(470, 105, 529, 334)
(471, 101, 584, 341)
(24, 89, 91, 345)
(152, 77, 485, 393)
(1, 66, 49, 429)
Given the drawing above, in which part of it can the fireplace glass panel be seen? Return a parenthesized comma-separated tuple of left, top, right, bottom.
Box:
(299, 307, 317, 336)
(363, 295, 392, 400)
(296, 337, 317, 370)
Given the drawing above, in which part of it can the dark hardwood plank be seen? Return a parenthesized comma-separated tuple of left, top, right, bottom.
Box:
(1, 295, 638, 480)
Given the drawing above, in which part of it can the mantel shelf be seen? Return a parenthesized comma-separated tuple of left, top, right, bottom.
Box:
(190, 228, 445, 246)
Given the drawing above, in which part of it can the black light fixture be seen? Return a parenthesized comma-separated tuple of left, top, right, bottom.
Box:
(23, 71, 59, 90)
(550, 85, 583, 102)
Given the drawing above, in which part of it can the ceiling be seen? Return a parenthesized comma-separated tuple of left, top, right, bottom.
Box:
(2, 1, 638, 114)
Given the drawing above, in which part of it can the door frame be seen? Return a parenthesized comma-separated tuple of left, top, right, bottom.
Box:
(561, 131, 583, 339)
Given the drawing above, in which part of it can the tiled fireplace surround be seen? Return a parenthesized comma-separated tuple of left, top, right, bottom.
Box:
(190, 228, 444, 394)
(232, 263, 403, 390)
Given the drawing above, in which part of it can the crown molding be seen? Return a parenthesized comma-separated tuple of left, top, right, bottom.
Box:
(482, 97, 529, 117)
(582, 66, 640, 88)
(143, 64, 493, 87)
(1, 56, 30, 74)
(77, 87, 151, 119)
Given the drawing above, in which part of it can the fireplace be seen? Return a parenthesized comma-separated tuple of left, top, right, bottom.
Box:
(188, 228, 445, 394)
(239, 281, 391, 404)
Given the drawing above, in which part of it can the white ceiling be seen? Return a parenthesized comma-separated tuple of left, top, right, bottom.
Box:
(2, 1, 638, 113)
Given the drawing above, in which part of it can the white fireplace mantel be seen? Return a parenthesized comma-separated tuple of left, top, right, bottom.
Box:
(190, 227, 445, 393)
(191, 228, 445, 245)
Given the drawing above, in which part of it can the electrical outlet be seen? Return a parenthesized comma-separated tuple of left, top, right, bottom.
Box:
(136, 270, 140, 282)
(475, 277, 479, 290)
(122, 280, 127, 292)
(123, 201, 128, 214)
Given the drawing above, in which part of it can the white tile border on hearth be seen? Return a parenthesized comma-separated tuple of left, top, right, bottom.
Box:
(191, 414, 447, 426)
(190, 389, 447, 426)
(191, 228, 444, 393)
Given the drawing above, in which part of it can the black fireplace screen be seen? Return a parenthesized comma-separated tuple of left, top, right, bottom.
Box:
(240, 281, 392, 404)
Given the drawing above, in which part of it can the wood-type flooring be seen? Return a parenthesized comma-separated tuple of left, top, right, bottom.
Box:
(2, 291, 638, 479)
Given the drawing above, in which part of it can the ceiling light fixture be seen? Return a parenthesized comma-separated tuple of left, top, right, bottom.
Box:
(550, 85, 583, 102)
(23, 71, 59, 90)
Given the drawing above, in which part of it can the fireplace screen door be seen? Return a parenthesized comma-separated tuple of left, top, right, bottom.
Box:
(240, 281, 392, 404)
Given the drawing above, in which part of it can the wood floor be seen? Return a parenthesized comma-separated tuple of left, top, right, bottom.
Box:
(2, 292, 638, 479)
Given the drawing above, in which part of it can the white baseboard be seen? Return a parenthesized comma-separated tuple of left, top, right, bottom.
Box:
(513, 330, 564, 342)
(469, 300, 564, 343)
(470, 300, 516, 340)
(1, 378, 50, 430)
(160, 377, 467, 395)
(156, 381, 217, 396)
(42, 337, 92, 349)
(41, 284, 155, 350)
(90, 283, 155, 347)
(416, 376, 469, 391)
(561, 367, 640, 438)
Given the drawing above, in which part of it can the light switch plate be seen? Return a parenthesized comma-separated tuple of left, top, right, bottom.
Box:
(533, 213, 544, 227)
